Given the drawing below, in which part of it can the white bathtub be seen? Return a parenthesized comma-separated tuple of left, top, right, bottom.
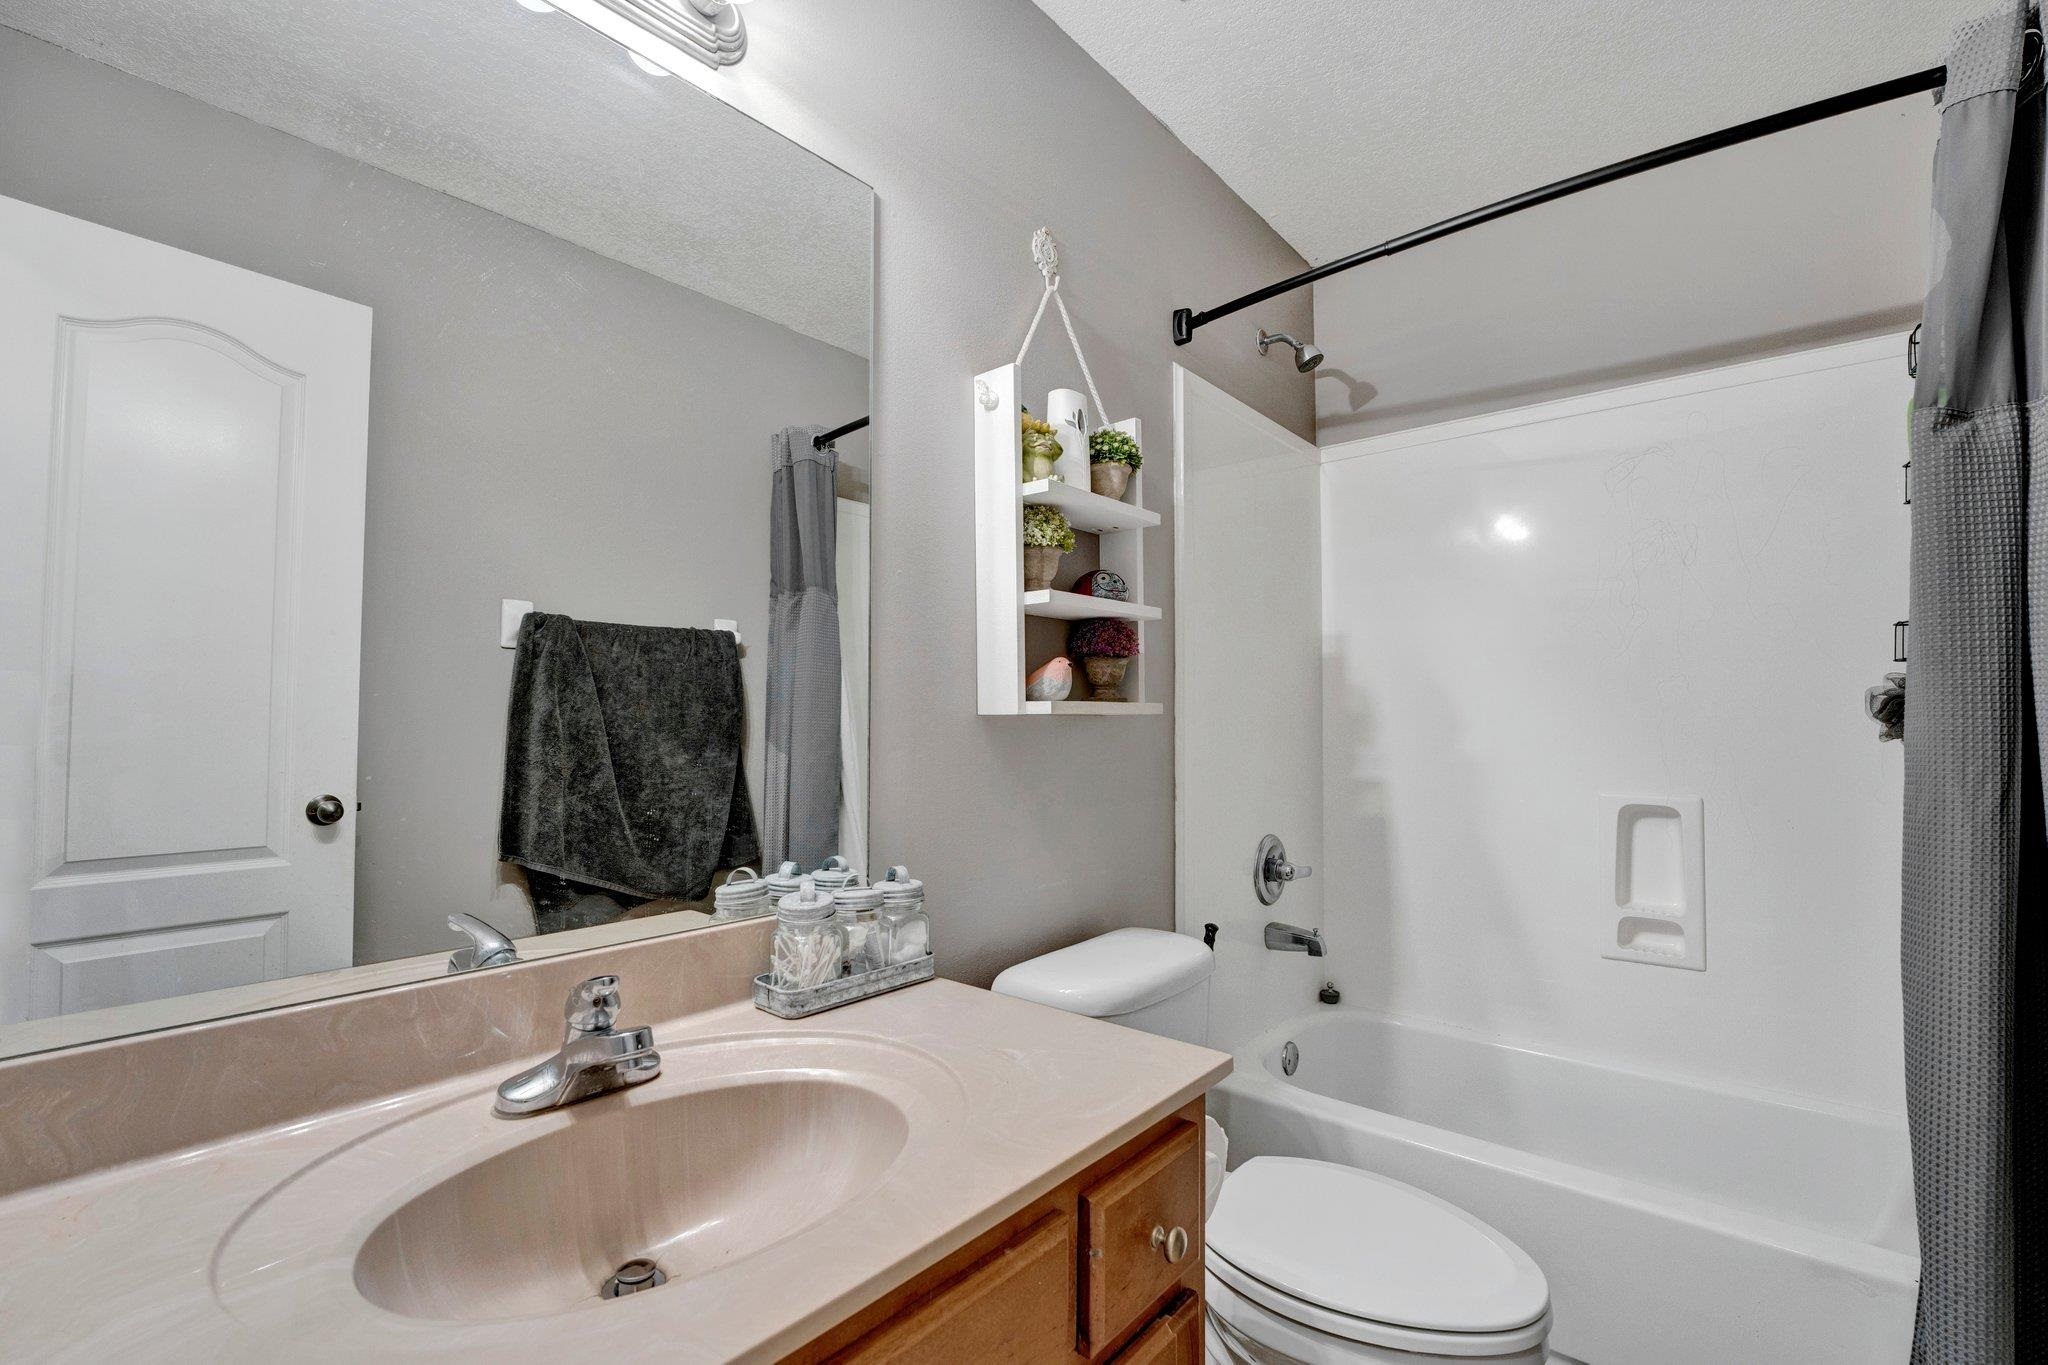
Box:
(1208, 1011, 1918, 1365)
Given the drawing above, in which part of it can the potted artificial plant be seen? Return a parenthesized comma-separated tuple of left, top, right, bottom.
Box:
(1068, 617, 1140, 701)
(1022, 504, 1076, 591)
(1088, 426, 1141, 500)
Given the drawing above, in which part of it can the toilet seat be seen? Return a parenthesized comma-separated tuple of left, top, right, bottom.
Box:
(1206, 1263, 1548, 1362)
(1205, 1157, 1549, 1357)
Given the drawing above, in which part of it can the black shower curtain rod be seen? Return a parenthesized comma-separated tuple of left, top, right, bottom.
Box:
(1170, 65, 1949, 346)
(813, 415, 869, 450)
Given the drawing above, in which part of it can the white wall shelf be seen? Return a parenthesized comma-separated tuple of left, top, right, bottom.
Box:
(1020, 479, 1161, 533)
(976, 363, 1160, 716)
(1021, 590, 1161, 622)
(1026, 700, 1164, 716)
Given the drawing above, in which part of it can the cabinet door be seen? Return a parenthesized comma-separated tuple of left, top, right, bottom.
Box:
(834, 1211, 1075, 1364)
(1109, 1291, 1200, 1365)
(1081, 1121, 1202, 1348)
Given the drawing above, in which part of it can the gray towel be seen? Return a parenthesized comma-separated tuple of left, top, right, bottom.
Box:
(1866, 672, 1905, 743)
(499, 613, 759, 925)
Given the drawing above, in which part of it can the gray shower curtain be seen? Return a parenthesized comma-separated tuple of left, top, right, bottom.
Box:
(764, 426, 841, 871)
(1906, 7, 2045, 1360)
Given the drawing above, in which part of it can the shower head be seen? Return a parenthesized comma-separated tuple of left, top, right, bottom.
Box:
(1257, 329, 1325, 373)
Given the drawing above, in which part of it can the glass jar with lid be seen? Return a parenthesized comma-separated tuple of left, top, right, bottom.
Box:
(764, 860, 806, 903)
(770, 877, 844, 990)
(711, 866, 770, 920)
(810, 854, 860, 894)
(876, 865, 929, 966)
(832, 880, 884, 975)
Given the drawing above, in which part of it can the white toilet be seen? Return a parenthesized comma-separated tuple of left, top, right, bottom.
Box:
(992, 928, 1551, 1365)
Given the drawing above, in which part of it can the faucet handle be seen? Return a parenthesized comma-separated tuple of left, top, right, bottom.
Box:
(565, 975, 622, 1037)
(1254, 834, 1311, 904)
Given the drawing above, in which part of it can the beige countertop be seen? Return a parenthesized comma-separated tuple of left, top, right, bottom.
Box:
(0, 978, 1229, 1363)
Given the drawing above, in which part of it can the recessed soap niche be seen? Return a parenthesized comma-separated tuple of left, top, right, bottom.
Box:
(1603, 795, 1705, 971)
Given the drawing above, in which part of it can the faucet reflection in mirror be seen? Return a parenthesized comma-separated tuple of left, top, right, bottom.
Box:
(446, 914, 520, 974)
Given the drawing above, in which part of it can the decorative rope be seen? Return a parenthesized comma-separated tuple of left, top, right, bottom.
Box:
(1013, 228, 1109, 425)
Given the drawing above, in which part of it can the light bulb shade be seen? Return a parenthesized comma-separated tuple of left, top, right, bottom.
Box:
(548, 0, 746, 73)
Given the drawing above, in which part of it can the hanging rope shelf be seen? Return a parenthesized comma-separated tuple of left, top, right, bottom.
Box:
(977, 229, 1115, 423)
(972, 230, 1161, 717)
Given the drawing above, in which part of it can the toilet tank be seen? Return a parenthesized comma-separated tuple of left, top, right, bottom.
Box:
(990, 928, 1213, 1045)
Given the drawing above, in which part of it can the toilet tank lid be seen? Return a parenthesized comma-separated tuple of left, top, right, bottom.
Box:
(991, 928, 1214, 1018)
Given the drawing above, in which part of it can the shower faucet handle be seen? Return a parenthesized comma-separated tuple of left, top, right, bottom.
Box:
(1255, 833, 1311, 905)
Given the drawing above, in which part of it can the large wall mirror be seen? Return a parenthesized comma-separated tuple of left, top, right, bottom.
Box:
(0, 2, 873, 1057)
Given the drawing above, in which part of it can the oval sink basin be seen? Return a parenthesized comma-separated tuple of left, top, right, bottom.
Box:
(355, 1075, 906, 1321)
(212, 1032, 960, 1333)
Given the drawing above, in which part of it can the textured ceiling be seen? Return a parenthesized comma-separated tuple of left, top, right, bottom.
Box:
(0, 0, 871, 355)
(1028, 0, 1979, 268)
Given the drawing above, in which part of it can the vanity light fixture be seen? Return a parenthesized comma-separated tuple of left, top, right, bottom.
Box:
(518, 0, 749, 74)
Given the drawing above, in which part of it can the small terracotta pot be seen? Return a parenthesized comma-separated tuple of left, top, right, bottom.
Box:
(1023, 544, 1063, 591)
(1090, 463, 1131, 500)
(1083, 655, 1130, 702)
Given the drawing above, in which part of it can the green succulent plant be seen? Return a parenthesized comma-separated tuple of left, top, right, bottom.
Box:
(1022, 503, 1076, 553)
(1089, 427, 1142, 470)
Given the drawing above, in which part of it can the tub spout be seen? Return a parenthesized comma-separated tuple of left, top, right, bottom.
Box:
(1264, 922, 1324, 956)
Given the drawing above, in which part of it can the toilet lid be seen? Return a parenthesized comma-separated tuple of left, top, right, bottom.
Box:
(1206, 1157, 1548, 1335)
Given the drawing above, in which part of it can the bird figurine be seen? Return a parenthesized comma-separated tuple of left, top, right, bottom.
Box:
(1026, 656, 1075, 702)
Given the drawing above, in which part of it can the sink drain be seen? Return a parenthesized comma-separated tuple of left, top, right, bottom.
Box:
(601, 1258, 668, 1298)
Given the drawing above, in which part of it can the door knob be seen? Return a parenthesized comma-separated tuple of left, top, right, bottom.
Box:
(305, 795, 347, 826)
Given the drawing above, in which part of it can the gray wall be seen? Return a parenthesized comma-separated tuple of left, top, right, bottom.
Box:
(689, 0, 1318, 986)
(0, 28, 870, 963)
(1313, 97, 1935, 441)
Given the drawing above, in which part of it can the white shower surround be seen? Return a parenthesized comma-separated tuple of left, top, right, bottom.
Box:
(1176, 336, 1916, 1359)
(1314, 335, 1912, 1111)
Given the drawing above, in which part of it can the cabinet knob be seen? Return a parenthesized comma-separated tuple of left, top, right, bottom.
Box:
(1151, 1224, 1189, 1264)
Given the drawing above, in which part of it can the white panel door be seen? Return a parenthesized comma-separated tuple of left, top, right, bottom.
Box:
(1172, 366, 1325, 1050)
(0, 194, 371, 1022)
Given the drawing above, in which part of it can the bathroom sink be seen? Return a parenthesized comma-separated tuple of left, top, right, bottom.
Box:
(355, 1075, 907, 1320)
(212, 1033, 958, 1328)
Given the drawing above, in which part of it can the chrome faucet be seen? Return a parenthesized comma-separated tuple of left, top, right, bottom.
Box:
(447, 913, 519, 973)
(494, 975, 661, 1117)
(1264, 922, 1325, 957)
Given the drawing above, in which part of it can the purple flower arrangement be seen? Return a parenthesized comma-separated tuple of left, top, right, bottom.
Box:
(1069, 617, 1140, 659)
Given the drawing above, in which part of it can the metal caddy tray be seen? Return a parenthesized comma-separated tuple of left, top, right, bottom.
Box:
(752, 952, 934, 1019)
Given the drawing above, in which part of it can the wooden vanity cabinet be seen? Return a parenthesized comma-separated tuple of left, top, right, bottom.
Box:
(790, 1099, 1207, 1365)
